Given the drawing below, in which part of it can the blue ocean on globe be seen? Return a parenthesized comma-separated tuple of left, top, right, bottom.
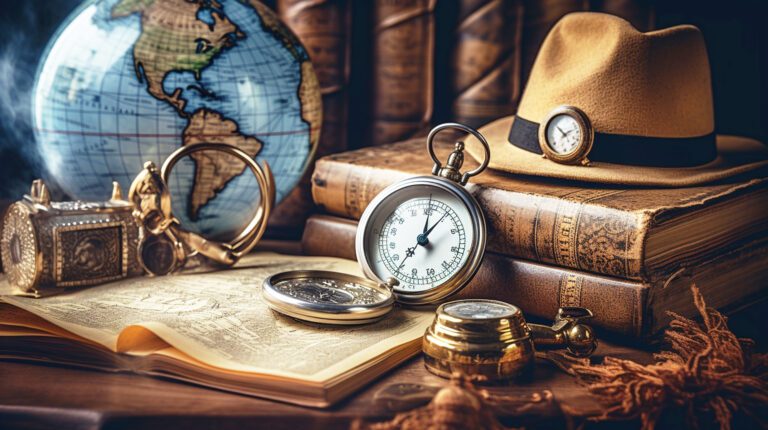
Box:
(33, 0, 321, 239)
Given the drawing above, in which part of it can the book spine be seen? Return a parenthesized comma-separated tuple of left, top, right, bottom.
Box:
(278, 0, 350, 157)
(370, 0, 436, 146)
(271, 0, 351, 234)
(301, 214, 647, 337)
(311, 155, 648, 280)
(451, 0, 524, 128)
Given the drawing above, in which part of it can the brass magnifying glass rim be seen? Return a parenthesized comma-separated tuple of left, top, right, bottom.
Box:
(159, 143, 275, 263)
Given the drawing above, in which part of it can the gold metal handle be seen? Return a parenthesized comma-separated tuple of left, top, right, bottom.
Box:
(529, 307, 598, 357)
(159, 143, 275, 266)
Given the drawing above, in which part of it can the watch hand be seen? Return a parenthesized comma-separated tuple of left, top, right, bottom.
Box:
(556, 125, 567, 137)
(422, 194, 432, 234)
(395, 245, 416, 274)
(423, 211, 449, 238)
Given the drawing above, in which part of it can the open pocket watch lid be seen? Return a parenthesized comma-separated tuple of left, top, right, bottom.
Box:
(262, 270, 398, 325)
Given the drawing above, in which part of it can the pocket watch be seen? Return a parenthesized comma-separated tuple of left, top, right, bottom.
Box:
(538, 105, 594, 166)
(263, 123, 491, 324)
(356, 123, 490, 304)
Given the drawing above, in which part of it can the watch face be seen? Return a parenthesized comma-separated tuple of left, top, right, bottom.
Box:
(538, 106, 593, 165)
(357, 176, 487, 305)
(545, 113, 582, 155)
(443, 300, 518, 320)
(361, 183, 474, 294)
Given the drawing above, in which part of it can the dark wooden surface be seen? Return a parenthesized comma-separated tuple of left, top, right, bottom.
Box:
(1, 235, 764, 429)
(0, 341, 650, 430)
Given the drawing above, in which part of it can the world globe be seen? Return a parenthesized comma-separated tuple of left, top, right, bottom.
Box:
(33, 0, 321, 239)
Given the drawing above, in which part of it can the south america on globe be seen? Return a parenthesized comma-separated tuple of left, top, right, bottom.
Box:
(33, 0, 321, 239)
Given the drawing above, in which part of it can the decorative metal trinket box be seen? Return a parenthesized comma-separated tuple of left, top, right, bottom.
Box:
(1, 180, 143, 297)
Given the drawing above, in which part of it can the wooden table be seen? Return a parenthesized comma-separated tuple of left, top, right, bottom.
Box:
(0, 341, 651, 430)
(1, 236, 763, 429)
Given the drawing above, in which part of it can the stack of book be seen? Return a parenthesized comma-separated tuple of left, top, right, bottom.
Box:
(303, 138, 768, 341)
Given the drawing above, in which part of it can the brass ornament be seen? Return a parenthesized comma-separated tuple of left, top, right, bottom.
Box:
(422, 299, 597, 381)
(0, 180, 143, 297)
(128, 143, 275, 275)
(1, 142, 275, 295)
(538, 105, 594, 166)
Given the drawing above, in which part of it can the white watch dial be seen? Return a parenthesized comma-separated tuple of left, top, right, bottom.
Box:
(365, 186, 473, 293)
(546, 114, 582, 155)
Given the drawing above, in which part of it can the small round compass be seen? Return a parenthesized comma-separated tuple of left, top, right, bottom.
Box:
(423, 299, 535, 380)
(263, 270, 397, 325)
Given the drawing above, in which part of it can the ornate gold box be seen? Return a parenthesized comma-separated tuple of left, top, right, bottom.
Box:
(1, 180, 143, 297)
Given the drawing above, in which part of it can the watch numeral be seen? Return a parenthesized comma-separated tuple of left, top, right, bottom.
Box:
(390, 228, 397, 235)
(450, 228, 457, 234)
(410, 209, 417, 217)
(392, 254, 400, 261)
(450, 246, 458, 253)
(389, 242, 396, 249)
(411, 268, 417, 277)
(441, 260, 449, 269)
(426, 268, 435, 276)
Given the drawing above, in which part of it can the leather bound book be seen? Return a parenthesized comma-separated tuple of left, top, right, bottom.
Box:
(311, 138, 768, 282)
(451, 0, 523, 128)
(270, 0, 351, 235)
(301, 214, 768, 339)
(277, 0, 350, 157)
(370, 0, 436, 146)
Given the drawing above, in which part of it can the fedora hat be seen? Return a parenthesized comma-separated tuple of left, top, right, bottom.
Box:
(464, 12, 768, 186)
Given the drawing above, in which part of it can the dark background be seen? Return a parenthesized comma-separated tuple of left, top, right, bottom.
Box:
(0, 0, 766, 200)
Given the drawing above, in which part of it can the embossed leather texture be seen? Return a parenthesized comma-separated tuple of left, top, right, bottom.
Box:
(302, 214, 768, 339)
(311, 138, 768, 282)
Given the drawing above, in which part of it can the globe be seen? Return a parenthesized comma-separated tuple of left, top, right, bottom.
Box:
(33, 0, 321, 239)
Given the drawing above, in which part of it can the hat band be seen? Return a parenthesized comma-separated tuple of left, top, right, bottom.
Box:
(508, 116, 718, 167)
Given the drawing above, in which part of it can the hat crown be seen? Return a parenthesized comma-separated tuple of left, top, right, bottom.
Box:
(517, 13, 714, 138)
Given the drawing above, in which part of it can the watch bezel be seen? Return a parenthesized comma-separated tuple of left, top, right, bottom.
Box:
(538, 105, 594, 166)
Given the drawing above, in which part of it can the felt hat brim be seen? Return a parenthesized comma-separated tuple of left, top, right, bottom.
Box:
(465, 116, 768, 187)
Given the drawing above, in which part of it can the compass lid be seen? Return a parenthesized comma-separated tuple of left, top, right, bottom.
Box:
(262, 270, 396, 325)
(432, 299, 530, 342)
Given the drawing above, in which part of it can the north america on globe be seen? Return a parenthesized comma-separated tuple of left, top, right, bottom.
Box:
(33, 0, 321, 239)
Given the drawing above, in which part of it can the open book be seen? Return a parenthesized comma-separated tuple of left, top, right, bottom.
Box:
(0, 254, 434, 407)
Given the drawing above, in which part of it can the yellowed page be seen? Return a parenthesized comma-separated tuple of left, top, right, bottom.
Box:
(1, 253, 434, 383)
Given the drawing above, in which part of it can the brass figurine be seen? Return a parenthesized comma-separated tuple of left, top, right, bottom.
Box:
(1, 142, 276, 294)
(0, 180, 143, 297)
(129, 143, 275, 275)
(422, 299, 597, 381)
